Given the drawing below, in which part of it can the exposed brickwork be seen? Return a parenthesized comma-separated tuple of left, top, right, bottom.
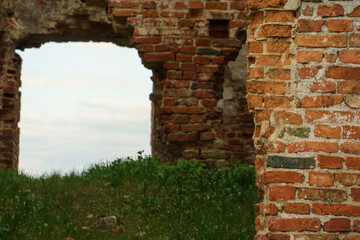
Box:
(250, 0, 360, 238)
(0, 0, 254, 168)
(0, 0, 360, 238)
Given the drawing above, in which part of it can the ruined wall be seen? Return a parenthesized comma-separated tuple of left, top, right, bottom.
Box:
(1, 0, 360, 238)
(250, 0, 360, 239)
(0, 0, 253, 169)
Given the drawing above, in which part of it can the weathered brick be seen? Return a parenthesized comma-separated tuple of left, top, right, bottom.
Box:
(108, 1, 139, 8)
(328, 20, 353, 32)
(323, 218, 350, 232)
(340, 142, 360, 155)
(339, 50, 360, 64)
(262, 171, 305, 184)
(317, 4, 344, 17)
(305, 110, 354, 123)
(298, 188, 347, 202)
(314, 125, 341, 139)
(181, 124, 211, 132)
(327, 66, 360, 80)
(133, 37, 162, 44)
(348, 5, 360, 17)
(269, 186, 296, 201)
(300, 95, 343, 108)
(168, 133, 197, 142)
(318, 155, 343, 169)
(346, 157, 360, 170)
(189, 1, 203, 9)
(284, 203, 310, 215)
(295, 35, 347, 48)
(335, 173, 360, 186)
(297, 51, 323, 63)
(205, 2, 227, 10)
(350, 33, 360, 47)
(308, 172, 335, 187)
(354, 219, 360, 232)
(338, 82, 360, 94)
(199, 132, 214, 141)
(248, 0, 288, 9)
(310, 80, 336, 93)
(351, 189, 360, 202)
(258, 24, 292, 38)
(312, 203, 360, 216)
(144, 53, 174, 62)
(248, 42, 263, 53)
(267, 42, 290, 53)
(249, 68, 264, 79)
(294, 235, 338, 240)
(265, 11, 295, 23)
(264, 96, 290, 108)
(267, 68, 290, 80)
(298, 67, 318, 79)
(325, 53, 338, 63)
(142, 1, 156, 9)
(298, 19, 324, 32)
(182, 150, 199, 159)
(247, 95, 263, 109)
(274, 111, 303, 125)
(288, 142, 338, 153)
(256, 55, 282, 67)
(267, 155, 315, 169)
(172, 107, 202, 114)
(302, 6, 314, 16)
(230, 2, 245, 10)
(269, 218, 321, 232)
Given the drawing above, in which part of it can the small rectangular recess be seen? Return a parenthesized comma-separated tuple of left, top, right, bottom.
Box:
(209, 20, 229, 39)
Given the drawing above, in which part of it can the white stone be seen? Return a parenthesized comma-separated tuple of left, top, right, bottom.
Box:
(284, 0, 300, 10)
(345, 95, 360, 109)
(100, 216, 117, 228)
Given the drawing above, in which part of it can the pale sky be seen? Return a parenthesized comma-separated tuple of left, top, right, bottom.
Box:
(16, 42, 152, 176)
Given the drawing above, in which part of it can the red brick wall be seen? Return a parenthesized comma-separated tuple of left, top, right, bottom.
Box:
(2, 0, 360, 237)
(0, 51, 21, 170)
(250, 0, 360, 238)
(109, 0, 253, 164)
(0, 0, 254, 168)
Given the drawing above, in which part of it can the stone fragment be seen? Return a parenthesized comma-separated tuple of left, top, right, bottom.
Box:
(345, 95, 360, 109)
(286, 127, 311, 138)
(100, 216, 117, 228)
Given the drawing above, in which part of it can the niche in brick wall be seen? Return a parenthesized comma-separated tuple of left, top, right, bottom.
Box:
(16, 42, 152, 175)
(209, 20, 230, 39)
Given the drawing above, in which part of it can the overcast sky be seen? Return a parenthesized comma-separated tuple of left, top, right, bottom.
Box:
(16, 42, 152, 176)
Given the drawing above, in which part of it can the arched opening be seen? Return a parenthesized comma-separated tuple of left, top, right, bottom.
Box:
(16, 42, 152, 175)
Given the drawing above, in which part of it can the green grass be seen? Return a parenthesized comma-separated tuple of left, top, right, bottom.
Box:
(0, 156, 257, 240)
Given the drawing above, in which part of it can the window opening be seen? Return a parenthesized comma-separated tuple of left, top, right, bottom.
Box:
(16, 42, 152, 175)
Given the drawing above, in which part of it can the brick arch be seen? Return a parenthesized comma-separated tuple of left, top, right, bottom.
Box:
(0, 0, 253, 169)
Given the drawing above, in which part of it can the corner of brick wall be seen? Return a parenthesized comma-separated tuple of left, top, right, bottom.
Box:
(249, 0, 360, 239)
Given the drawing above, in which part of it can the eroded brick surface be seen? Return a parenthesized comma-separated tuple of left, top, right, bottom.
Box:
(249, 0, 360, 239)
(1, 0, 360, 238)
(0, 0, 254, 168)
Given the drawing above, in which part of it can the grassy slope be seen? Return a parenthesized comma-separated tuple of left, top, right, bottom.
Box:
(0, 157, 257, 240)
